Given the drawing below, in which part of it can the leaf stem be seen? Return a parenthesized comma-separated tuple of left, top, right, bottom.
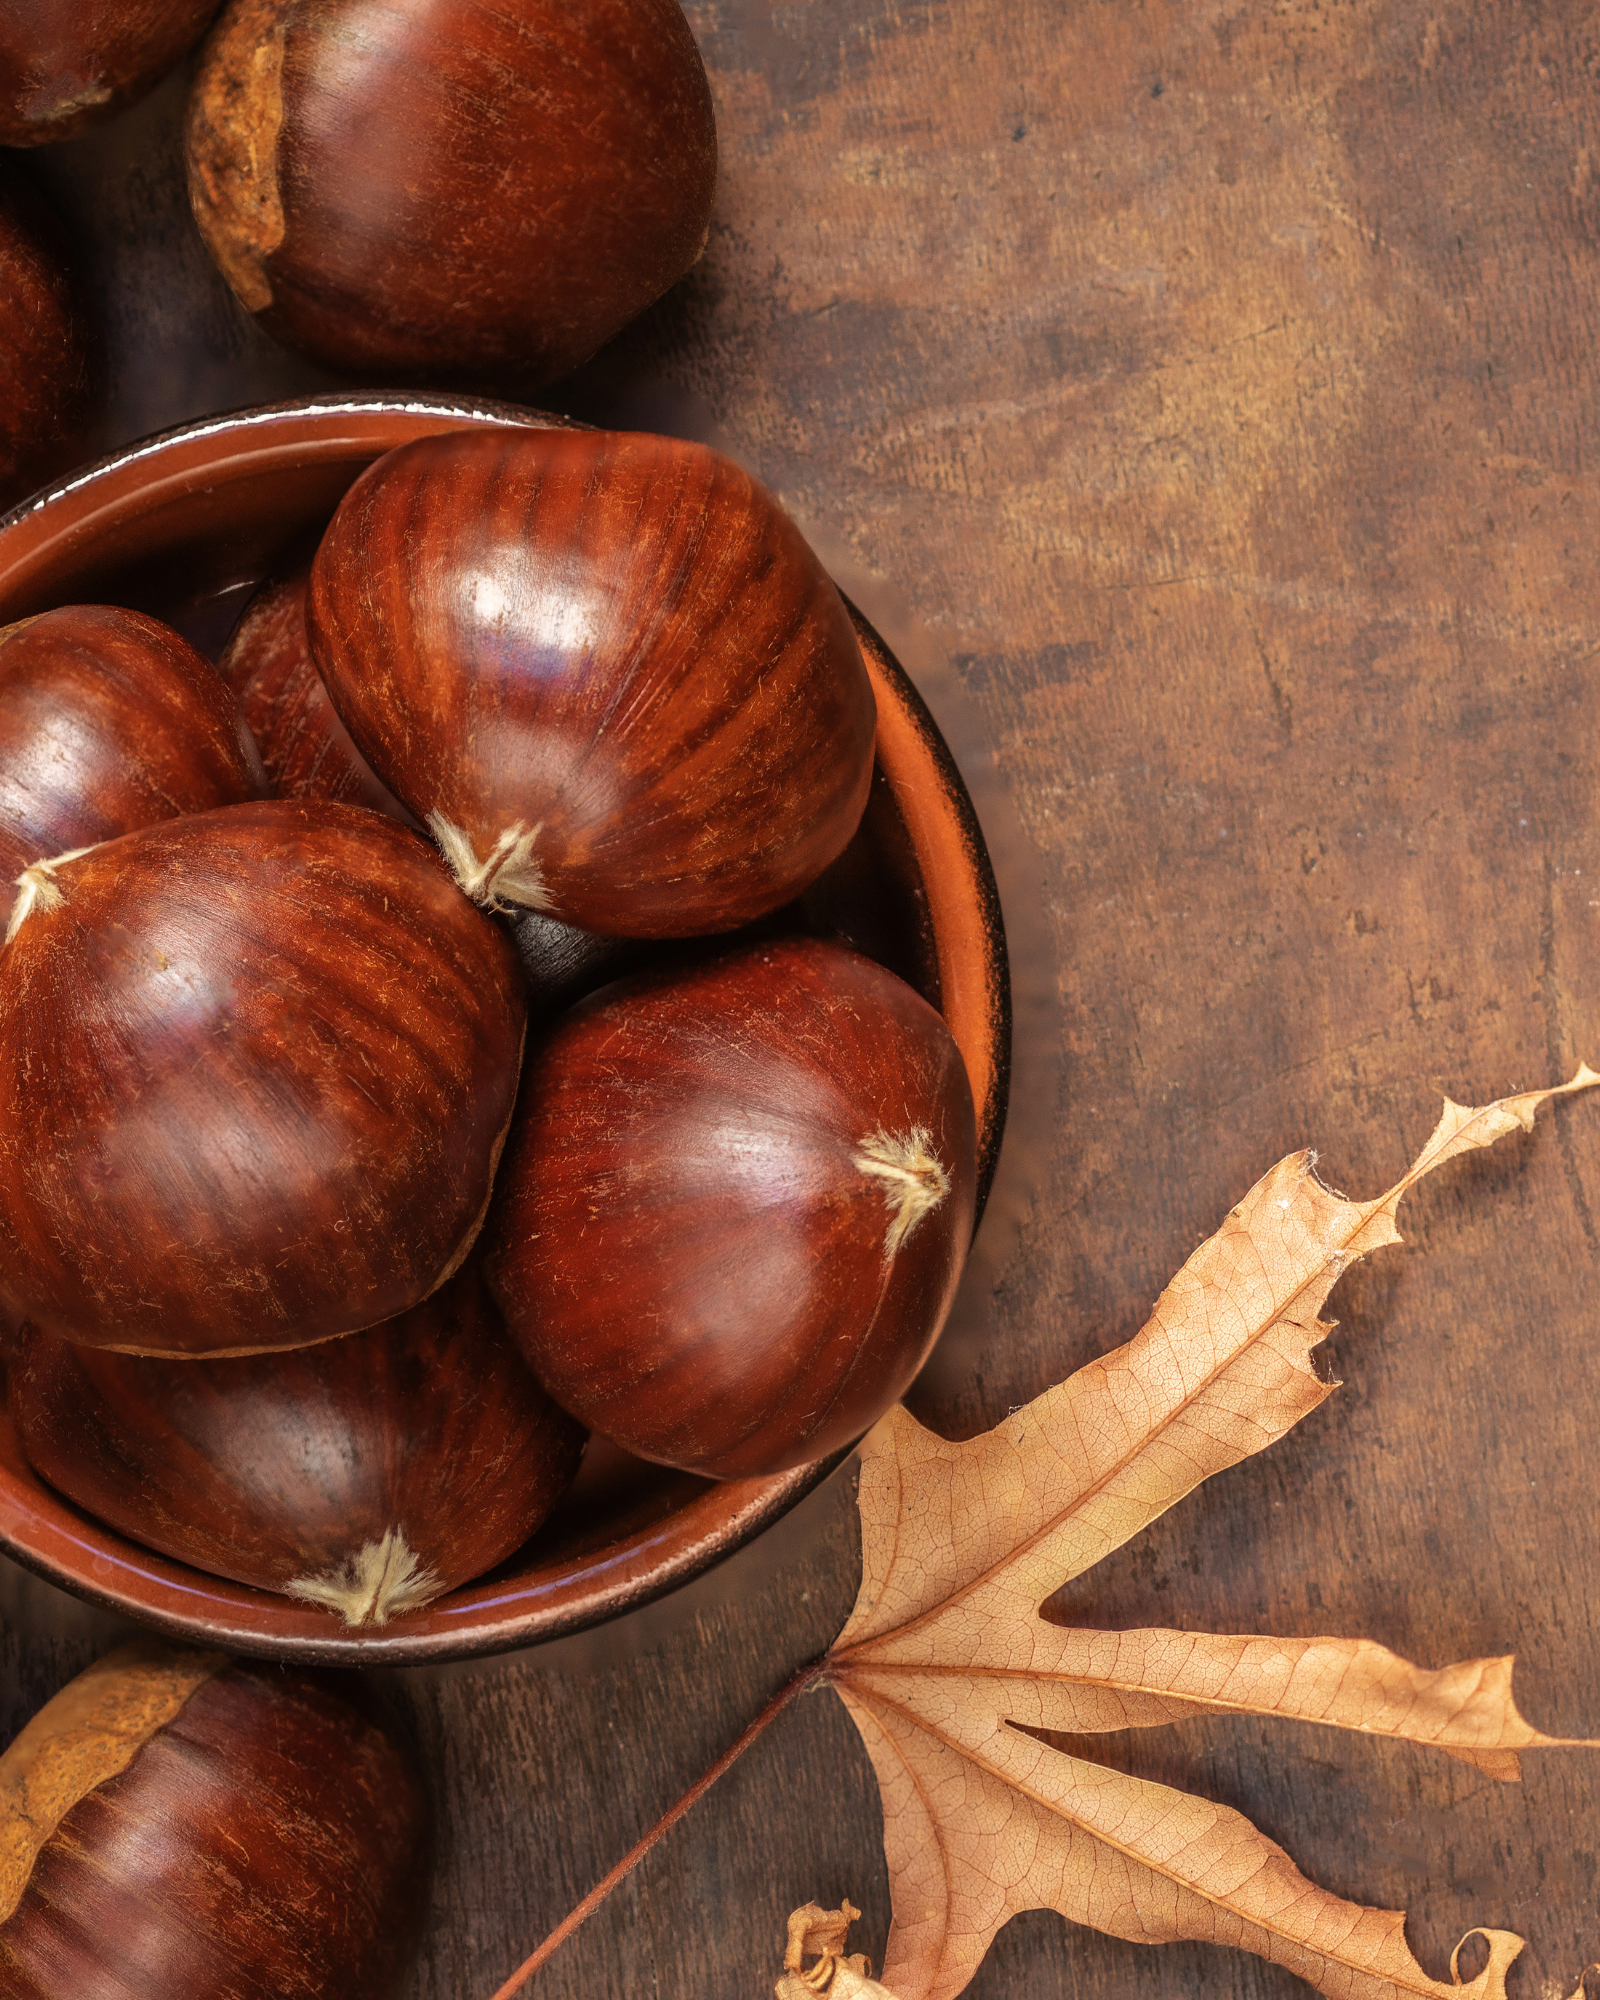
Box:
(485, 1657, 830, 2000)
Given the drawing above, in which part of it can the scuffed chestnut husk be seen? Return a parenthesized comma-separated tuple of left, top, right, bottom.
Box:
(0, 1640, 430, 1998)
(184, 0, 716, 386)
(0, 167, 97, 509)
(307, 427, 878, 938)
(485, 937, 978, 1478)
(0, 1, 221, 146)
(0, 603, 266, 928)
(0, 800, 526, 1357)
(9, 1262, 585, 1625)
(218, 563, 417, 822)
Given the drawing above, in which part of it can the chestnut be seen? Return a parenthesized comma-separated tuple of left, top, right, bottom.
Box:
(1, 1, 220, 146)
(307, 427, 877, 937)
(8, 1262, 585, 1625)
(0, 603, 266, 932)
(0, 1638, 430, 1997)
(184, 0, 716, 386)
(485, 937, 977, 1477)
(0, 167, 97, 510)
(218, 563, 418, 824)
(0, 799, 525, 1357)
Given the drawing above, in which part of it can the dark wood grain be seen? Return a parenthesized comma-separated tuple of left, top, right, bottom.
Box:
(7, 3, 1600, 1997)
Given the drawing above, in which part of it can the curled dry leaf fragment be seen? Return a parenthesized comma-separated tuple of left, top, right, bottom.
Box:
(775, 1901, 901, 1999)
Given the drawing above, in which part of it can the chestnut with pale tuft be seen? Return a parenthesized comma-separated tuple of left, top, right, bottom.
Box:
(0, 1638, 431, 1996)
(307, 427, 878, 937)
(486, 938, 977, 1478)
(8, 1263, 585, 1620)
(0, 800, 526, 1356)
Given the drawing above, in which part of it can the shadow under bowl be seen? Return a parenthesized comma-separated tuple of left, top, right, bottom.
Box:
(0, 393, 1010, 1664)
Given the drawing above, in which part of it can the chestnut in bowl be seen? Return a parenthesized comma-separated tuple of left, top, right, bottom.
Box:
(0, 602, 265, 929)
(8, 1264, 584, 1623)
(0, 1639, 431, 1997)
(488, 939, 977, 1478)
(0, 799, 526, 1356)
(0, 393, 1008, 1664)
(307, 426, 877, 937)
(185, 0, 717, 386)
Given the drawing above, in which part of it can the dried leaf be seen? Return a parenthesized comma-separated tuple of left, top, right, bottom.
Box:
(825, 1071, 1600, 2000)
(775, 1901, 901, 1999)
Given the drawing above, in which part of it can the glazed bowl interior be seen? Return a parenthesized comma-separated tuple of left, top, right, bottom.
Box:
(0, 394, 1009, 1664)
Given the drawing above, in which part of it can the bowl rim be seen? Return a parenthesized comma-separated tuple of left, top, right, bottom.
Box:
(0, 392, 1011, 1664)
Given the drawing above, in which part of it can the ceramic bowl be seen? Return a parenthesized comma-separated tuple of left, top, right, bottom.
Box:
(0, 394, 1009, 1663)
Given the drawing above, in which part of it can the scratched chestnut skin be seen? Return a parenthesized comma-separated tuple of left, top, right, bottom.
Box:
(0, 169, 97, 509)
(0, 604, 266, 928)
(0, 0, 220, 145)
(485, 938, 977, 1478)
(7, 1262, 585, 1622)
(0, 800, 525, 1357)
(185, 0, 716, 385)
(307, 428, 878, 938)
(0, 1641, 431, 1998)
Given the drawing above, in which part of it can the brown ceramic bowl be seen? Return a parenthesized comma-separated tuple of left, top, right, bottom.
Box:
(0, 394, 1009, 1664)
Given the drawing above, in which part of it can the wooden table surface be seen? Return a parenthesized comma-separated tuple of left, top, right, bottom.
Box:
(5, 3, 1599, 1995)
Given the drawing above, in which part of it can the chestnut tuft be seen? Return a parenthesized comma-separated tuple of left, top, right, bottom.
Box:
(1, 1, 221, 146)
(0, 799, 526, 1357)
(308, 427, 877, 937)
(185, 0, 717, 385)
(8, 1261, 585, 1625)
(0, 167, 97, 509)
(0, 603, 267, 930)
(485, 937, 977, 1477)
(0, 1639, 431, 1996)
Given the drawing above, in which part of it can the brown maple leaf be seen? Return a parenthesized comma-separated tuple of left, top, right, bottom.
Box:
(828, 1069, 1600, 2000)
(488, 1071, 1599, 2000)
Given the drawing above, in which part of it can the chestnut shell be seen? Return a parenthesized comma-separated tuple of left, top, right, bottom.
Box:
(307, 427, 877, 937)
(0, 799, 526, 1356)
(0, 1642, 431, 1998)
(185, 0, 717, 385)
(486, 937, 978, 1477)
(0, 0, 221, 146)
(8, 1263, 585, 1623)
(0, 602, 267, 926)
(0, 167, 97, 509)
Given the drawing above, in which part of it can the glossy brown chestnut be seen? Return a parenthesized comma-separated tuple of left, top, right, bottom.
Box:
(218, 563, 417, 822)
(308, 427, 878, 938)
(185, 0, 716, 385)
(0, 799, 526, 1357)
(486, 937, 978, 1478)
(8, 1263, 585, 1626)
(0, 1, 220, 146)
(0, 1639, 430, 1997)
(0, 603, 266, 929)
(0, 168, 97, 510)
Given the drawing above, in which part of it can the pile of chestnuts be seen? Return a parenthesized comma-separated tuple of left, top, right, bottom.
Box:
(0, 426, 978, 1632)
